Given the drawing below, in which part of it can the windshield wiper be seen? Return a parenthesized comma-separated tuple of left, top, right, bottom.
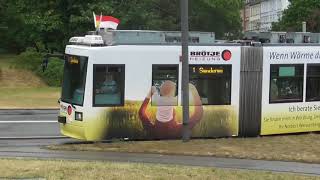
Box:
(58, 98, 77, 109)
(70, 103, 76, 109)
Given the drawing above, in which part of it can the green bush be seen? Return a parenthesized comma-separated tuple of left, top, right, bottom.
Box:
(36, 59, 64, 87)
(0, 48, 7, 54)
(13, 48, 42, 71)
(13, 48, 64, 87)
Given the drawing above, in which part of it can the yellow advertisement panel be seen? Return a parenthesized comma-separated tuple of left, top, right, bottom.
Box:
(261, 104, 320, 135)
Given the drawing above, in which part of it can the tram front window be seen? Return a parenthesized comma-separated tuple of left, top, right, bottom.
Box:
(61, 55, 88, 106)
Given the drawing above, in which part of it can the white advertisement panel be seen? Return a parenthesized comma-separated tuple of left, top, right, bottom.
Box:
(261, 46, 320, 135)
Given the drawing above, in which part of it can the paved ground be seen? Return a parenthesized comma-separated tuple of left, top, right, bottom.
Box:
(0, 138, 319, 176)
(0, 110, 60, 138)
(0, 110, 320, 176)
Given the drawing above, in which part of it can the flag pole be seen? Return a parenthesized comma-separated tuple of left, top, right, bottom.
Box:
(93, 12, 97, 31)
(181, 0, 190, 142)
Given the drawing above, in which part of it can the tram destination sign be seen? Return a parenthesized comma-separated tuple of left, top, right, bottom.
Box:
(191, 66, 224, 74)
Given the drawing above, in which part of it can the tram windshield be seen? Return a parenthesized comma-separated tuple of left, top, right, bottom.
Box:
(61, 55, 88, 106)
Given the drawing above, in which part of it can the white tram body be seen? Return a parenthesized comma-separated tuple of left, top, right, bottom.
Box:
(59, 43, 241, 140)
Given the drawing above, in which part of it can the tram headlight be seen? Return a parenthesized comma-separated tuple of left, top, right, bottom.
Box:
(75, 111, 83, 121)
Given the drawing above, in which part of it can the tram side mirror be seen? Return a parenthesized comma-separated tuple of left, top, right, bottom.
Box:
(42, 56, 49, 72)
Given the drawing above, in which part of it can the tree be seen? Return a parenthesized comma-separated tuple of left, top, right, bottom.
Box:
(272, 0, 320, 32)
(1, 0, 116, 52)
(190, 0, 243, 39)
(1, 0, 242, 53)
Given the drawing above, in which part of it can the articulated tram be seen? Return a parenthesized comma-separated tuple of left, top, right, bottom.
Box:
(56, 30, 320, 140)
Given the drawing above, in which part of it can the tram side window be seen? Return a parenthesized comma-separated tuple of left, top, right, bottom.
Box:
(269, 64, 304, 103)
(93, 65, 125, 106)
(151, 65, 178, 106)
(306, 64, 320, 102)
(189, 65, 232, 105)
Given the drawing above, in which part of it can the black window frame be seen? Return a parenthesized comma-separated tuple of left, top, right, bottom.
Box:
(189, 64, 232, 106)
(92, 64, 125, 107)
(269, 64, 304, 104)
(306, 64, 320, 102)
(151, 64, 179, 106)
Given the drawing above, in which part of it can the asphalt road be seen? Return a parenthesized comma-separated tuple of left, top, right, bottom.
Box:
(0, 110, 320, 176)
(0, 110, 60, 138)
(0, 138, 320, 176)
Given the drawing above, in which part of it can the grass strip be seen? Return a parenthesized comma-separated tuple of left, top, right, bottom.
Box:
(0, 54, 60, 109)
(0, 158, 319, 180)
(0, 87, 60, 109)
(47, 133, 320, 164)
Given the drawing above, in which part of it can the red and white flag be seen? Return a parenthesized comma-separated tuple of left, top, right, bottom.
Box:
(93, 12, 120, 30)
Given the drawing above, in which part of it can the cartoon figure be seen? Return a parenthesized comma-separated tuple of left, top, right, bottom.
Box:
(139, 81, 203, 139)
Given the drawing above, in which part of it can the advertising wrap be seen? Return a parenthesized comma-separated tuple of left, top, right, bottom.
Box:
(261, 46, 320, 135)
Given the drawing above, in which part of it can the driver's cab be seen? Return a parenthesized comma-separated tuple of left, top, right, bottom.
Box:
(57, 46, 91, 139)
(58, 44, 125, 140)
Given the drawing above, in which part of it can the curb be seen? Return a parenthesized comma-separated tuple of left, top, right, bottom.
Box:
(0, 109, 59, 115)
(0, 109, 59, 110)
(0, 136, 67, 140)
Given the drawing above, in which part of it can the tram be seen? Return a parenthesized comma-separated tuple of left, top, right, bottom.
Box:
(53, 30, 320, 140)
